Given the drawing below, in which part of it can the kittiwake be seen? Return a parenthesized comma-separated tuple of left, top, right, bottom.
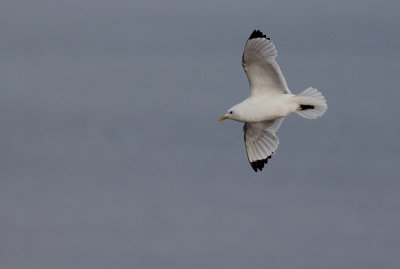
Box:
(219, 30, 327, 172)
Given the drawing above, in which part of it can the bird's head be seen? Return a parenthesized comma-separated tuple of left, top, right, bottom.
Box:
(218, 106, 238, 122)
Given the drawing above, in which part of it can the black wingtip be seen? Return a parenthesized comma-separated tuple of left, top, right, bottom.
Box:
(248, 30, 270, 40)
(250, 155, 272, 172)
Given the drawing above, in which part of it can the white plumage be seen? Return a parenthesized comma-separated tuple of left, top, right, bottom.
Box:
(219, 30, 327, 172)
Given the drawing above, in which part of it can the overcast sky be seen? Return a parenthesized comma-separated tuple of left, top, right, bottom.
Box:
(1, 0, 400, 268)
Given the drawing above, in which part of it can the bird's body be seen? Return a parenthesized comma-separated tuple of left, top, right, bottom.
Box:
(228, 93, 298, 122)
(219, 30, 327, 172)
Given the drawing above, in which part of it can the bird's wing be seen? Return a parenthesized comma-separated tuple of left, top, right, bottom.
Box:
(242, 30, 291, 96)
(243, 118, 284, 172)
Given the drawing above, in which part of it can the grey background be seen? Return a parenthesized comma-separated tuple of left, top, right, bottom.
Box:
(1, 0, 399, 268)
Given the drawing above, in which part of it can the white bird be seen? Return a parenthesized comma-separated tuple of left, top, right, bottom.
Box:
(219, 30, 327, 172)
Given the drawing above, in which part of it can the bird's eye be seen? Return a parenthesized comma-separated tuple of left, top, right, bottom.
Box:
(229, 111, 233, 114)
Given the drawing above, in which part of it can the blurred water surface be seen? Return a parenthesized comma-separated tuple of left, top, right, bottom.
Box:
(1, 0, 399, 268)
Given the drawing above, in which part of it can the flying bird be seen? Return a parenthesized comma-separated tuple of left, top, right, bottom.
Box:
(219, 30, 327, 172)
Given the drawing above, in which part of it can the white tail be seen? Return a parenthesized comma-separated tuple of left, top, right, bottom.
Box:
(295, 87, 327, 119)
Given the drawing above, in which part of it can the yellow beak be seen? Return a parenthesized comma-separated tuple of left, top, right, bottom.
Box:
(218, 116, 229, 122)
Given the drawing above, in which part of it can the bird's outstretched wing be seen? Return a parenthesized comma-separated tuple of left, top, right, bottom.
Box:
(242, 30, 291, 96)
(243, 118, 283, 172)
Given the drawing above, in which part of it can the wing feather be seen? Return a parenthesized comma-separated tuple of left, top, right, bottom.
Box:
(243, 118, 284, 172)
(242, 30, 291, 96)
